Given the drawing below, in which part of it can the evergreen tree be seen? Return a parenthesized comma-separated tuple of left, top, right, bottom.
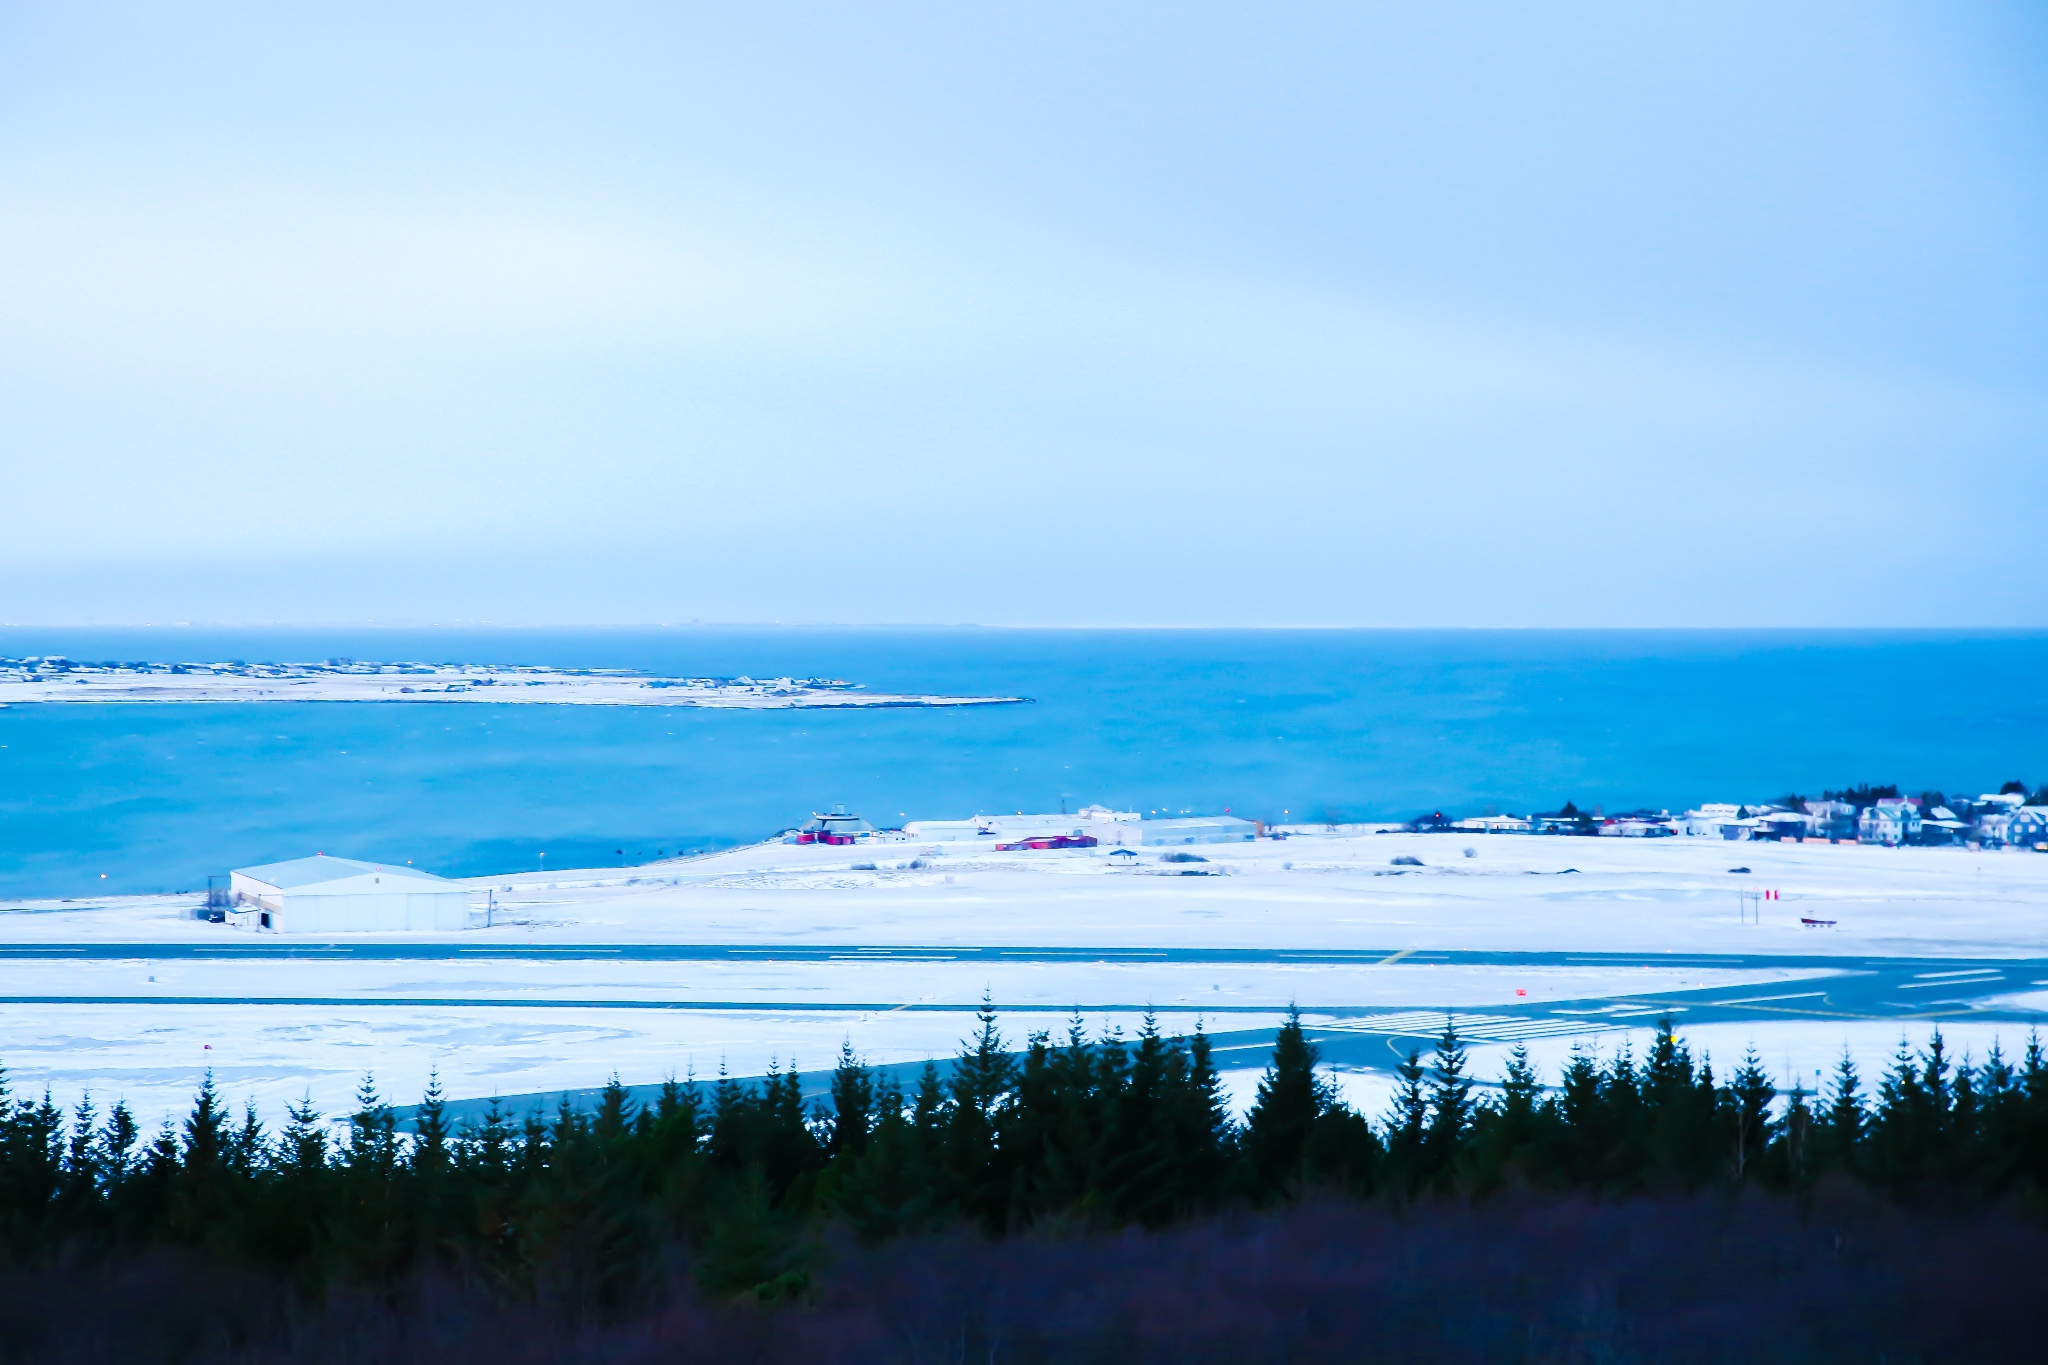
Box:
(1422, 1019, 1475, 1185)
(1724, 1047, 1776, 1181)
(1774, 1081, 1813, 1187)
(101, 1100, 139, 1188)
(228, 1101, 266, 1176)
(279, 1095, 328, 1178)
(1868, 1033, 1956, 1191)
(413, 1069, 451, 1175)
(945, 996, 1013, 1231)
(1382, 1045, 1431, 1186)
(169, 1071, 231, 1242)
(2016, 1033, 2048, 1192)
(1555, 1046, 1606, 1187)
(60, 1094, 102, 1223)
(1099, 1013, 1178, 1225)
(1972, 1040, 2022, 1192)
(1811, 1050, 1865, 1174)
(181, 1071, 227, 1176)
(1165, 1023, 1235, 1216)
(756, 1063, 823, 1206)
(1470, 1041, 1548, 1188)
(1638, 1019, 1717, 1187)
(339, 1074, 404, 1280)
(825, 1040, 874, 1161)
(1244, 1007, 1331, 1197)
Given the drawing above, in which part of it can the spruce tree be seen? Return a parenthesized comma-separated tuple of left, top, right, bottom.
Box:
(1724, 1047, 1776, 1182)
(1101, 1013, 1173, 1225)
(2018, 1032, 2048, 1191)
(413, 1070, 451, 1175)
(1812, 1049, 1865, 1174)
(1471, 1041, 1546, 1187)
(1244, 1007, 1330, 1198)
(826, 1039, 874, 1161)
(1639, 1020, 1718, 1187)
(101, 1101, 138, 1188)
(181, 1071, 227, 1177)
(945, 996, 1013, 1231)
(228, 1101, 266, 1176)
(1382, 1046, 1430, 1189)
(169, 1071, 230, 1242)
(1555, 1046, 1605, 1187)
(1423, 1019, 1475, 1186)
(60, 1094, 101, 1222)
(279, 1095, 328, 1177)
(1168, 1023, 1234, 1216)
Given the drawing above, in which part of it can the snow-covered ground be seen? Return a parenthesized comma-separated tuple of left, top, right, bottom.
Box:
(1, 830, 2043, 1130)
(11, 828, 2046, 958)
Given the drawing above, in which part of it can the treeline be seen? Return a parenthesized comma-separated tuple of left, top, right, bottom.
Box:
(3, 1007, 2047, 1307)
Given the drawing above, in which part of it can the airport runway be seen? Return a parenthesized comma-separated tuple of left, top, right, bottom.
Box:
(4, 944, 2037, 1022)
(9, 941, 2039, 1121)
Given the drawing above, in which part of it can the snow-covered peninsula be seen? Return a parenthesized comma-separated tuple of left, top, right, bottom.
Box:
(0, 657, 1025, 708)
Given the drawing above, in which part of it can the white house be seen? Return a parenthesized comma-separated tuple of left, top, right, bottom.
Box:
(228, 855, 471, 933)
(1451, 814, 1533, 834)
(1858, 798, 1922, 847)
(1683, 804, 1749, 839)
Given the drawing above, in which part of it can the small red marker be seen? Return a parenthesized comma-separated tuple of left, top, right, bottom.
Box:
(1515, 989, 1527, 997)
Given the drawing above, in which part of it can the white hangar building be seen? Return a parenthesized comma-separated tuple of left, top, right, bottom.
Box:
(228, 855, 471, 932)
(1139, 815, 1258, 846)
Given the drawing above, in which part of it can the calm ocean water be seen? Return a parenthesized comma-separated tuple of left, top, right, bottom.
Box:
(2, 628, 2045, 899)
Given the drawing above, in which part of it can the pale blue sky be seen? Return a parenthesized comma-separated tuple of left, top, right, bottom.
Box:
(2, 3, 2044, 625)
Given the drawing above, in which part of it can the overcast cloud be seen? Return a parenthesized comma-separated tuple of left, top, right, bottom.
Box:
(2, 2, 2044, 625)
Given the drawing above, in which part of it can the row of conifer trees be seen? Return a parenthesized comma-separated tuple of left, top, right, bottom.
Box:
(1, 1005, 2045, 1302)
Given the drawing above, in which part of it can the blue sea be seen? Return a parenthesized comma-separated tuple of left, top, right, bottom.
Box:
(3, 628, 2045, 900)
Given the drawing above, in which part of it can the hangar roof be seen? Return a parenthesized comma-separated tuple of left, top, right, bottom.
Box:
(232, 854, 453, 891)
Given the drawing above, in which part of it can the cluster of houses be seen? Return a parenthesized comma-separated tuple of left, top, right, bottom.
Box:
(1417, 791, 2048, 849)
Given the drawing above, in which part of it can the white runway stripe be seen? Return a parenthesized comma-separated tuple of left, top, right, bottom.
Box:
(1318, 1012, 1620, 1042)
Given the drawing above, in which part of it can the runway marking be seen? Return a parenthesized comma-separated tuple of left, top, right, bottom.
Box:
(1913, 967, 2004, 980)
(1698, 991, 1828, 1005)
(1318, 1011, 1617, 1042)
(1899, 977, 2002, 990)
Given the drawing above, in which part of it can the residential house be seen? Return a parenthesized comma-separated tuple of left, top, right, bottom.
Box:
(1683, 804, 1749, 839)
(1858, 797, 1922, 847)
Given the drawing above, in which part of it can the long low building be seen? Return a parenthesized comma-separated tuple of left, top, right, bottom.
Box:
(228, 855, 471, 933)
(1139, 815, 1258, 846)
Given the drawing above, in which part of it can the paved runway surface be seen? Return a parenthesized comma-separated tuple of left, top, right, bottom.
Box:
(15, 941, 2031, 1123)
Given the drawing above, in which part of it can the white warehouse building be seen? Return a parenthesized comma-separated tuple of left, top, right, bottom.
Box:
(1139, 815, 1258, 846)
(228, 855, 471, 932)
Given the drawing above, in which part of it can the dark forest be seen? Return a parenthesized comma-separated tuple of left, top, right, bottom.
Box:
(4, 1006, 2046, 1362)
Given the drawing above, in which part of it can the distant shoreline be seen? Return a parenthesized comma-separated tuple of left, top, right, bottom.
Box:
(0, 657, 1025, 709)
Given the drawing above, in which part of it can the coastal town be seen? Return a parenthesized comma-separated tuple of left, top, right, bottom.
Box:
(1414, 785, 2048, 849)
(772, 787, 2048, 855)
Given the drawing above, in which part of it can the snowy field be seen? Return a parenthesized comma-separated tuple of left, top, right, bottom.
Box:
(1, 830, 2044, 1130)
(12, 828, 2048, 957)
